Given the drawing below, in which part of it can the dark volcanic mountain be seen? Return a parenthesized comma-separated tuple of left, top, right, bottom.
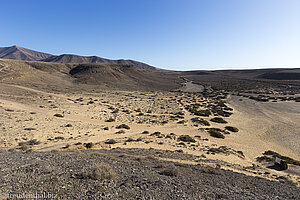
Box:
(0, 45, 156, 70)
(0, 45, 52, 61)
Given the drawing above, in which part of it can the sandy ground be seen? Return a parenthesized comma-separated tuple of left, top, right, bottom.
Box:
(0, 82, 299, 185)
(180, 81, 205, 93)
(225, 95, 300, 160)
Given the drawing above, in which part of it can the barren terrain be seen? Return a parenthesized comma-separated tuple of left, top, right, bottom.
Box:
(0, 56, 299, 199)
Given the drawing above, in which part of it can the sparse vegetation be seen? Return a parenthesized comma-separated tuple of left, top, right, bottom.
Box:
(208, 129, 225, 139)
(141, 131, 149, 134)
(150, 132, 161, 136)
(261, 150, 300, 166)
(85, 142, 93, 149)
(115, 130, 125, 134)
(54, 136, 65, 140)
(105, 139, 117, 144)
(210, 117, 227, 124)
(18, 139, 41, 146)
(116, 124, 130, 129)
(125, 138, 134, 142)
(87, 163, 117, 181)
(159, 165, 178, 176)
(105, 117, 115, 122)
(24, 128, 36, 131)
(18, 139, 41, 150)
(54, 113, 64, 118)
(191, 117, 210, 126)
(225, 126, 239, 132)
(177, 135, 196, 143)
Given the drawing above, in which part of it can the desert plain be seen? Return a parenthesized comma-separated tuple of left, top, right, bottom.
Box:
(0, 54, 299, 199)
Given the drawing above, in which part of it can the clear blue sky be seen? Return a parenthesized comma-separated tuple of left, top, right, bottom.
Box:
(1, 0, 299, 70)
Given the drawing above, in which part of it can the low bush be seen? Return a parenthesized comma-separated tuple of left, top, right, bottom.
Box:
(85, 142, 93, 149)
(88, 163, 117, 181)
(225, 126, 239, 132)
(19, 139, 41, 146)
(159, 165, 178, 176)
(193, 110, 211, 117)
(210, 117, 227, 124)
(125, 138, 134, 142)
(54, 136, 65, 140)
(105, 117, 115, 122)
(191, 117, 210, 126)
(150, 132, 161, 136)
(208, 129, 225, 139)
(141, 131, 149, 134)
(115, 130, 125, 134)
(177, 135, 196, 143)
(263, 150, 300, 166)
(24, 128, 36, 131)
(105, 139, 117, 144)
(54, 113, 64, 118)
(116, 124, 130, 129)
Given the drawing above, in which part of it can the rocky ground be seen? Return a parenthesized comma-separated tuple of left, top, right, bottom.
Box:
(0, 148, 299, 200)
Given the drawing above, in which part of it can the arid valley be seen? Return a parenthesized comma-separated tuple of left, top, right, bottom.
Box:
(0, 46, 299, 199)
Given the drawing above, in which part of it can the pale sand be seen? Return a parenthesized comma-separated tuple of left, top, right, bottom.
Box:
(0, 83, 299, 184)
(224, 95, 300, 161)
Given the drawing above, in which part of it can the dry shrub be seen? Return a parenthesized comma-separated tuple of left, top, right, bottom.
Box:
(89, 163, 117, 181)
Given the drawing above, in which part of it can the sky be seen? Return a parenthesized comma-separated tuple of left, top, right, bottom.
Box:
(1, 0, 300, 70)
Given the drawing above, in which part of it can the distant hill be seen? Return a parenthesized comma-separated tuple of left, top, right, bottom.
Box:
(0, 45, 52, 61)
(0, 45, 156, 70)
(42, 54, 156, 70)
(0, 59, 179, 91)
(68, 63, 177, 89)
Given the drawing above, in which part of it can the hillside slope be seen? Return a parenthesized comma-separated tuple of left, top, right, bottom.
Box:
(0, 59, 179, 91)
(68, 63, 178, 90)
(0, 46, 156, 70)
(0, 46, 52, 61)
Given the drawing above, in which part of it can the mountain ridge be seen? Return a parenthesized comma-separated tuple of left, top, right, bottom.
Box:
(0, 45, 156, 70)
(0, 45, 52, 61)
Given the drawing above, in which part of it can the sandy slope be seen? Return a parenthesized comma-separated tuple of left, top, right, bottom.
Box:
(225, 95, 300, 160)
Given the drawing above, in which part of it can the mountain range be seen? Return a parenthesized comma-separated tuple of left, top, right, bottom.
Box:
(0, 45, 156, 70)
(0, 45, 300, 92)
